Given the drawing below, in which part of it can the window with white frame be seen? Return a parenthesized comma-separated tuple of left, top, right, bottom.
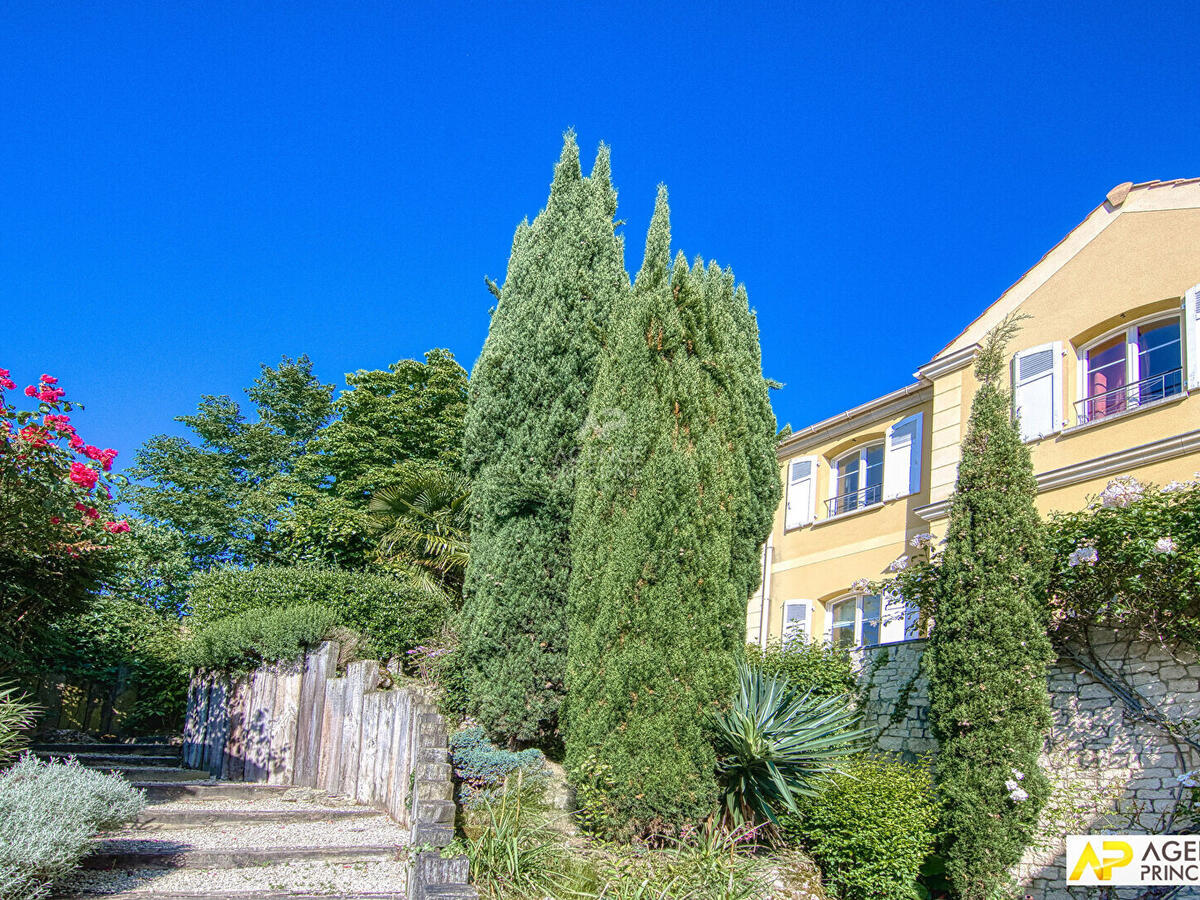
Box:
(828, 443, 884, 516)
(781, 600, 810, 645)
(828, 593, 882, 649)
(1078, 317, 1183, 424)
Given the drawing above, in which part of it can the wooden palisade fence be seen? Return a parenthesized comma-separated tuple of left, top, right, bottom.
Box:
(181, 642, 474, 899)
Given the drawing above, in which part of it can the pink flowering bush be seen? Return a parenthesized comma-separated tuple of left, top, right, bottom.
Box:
(0, 367, 129, 668)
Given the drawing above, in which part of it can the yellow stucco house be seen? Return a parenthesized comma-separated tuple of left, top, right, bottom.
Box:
(748, 178, 1200, 650)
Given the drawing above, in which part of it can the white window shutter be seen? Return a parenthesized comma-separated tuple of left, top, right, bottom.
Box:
(882, 412, 924, 501)
(784, 456, 817, 529)
(1012, 342, 1061, 441)
(880, 588, 908, 644)
(1185, 284, 1200, 390)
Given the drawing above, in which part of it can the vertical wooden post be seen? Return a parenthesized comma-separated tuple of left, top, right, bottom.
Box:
(294, 642, 338, 787)
(319, 675, 347, 795)
(269, 659, 303, 785)
(339, 660, 376, 798)
(222, 675, 250, 781)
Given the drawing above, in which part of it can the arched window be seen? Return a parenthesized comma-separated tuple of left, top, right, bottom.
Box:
(828, 593, 882, 649)
(828, 442, 884, 516)
(1078, 316, 1183, 424)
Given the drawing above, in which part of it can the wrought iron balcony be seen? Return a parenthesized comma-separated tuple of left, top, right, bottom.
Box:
(1075, 368, 1183, 426)
(825, 483, 883, 517)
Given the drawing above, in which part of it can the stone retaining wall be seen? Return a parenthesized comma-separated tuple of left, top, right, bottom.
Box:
(182, 642, 475, 900)
(853, 630, 1200, 898)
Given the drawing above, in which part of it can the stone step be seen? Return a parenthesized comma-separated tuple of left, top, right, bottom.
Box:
(96, 767, 213, 782)
(32, 742, 180, 756)
(137, 807, 380, 827)
(82, 844, 404, 870)
(134, 782, 295, 801)
(37, 751, 183, 767)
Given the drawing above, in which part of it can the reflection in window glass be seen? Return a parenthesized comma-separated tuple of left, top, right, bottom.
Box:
(831, 599, 856, 649)
(1138, 320, 1183, 402)
(861, 595, 882, 647)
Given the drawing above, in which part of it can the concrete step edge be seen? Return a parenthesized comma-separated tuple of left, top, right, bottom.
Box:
(82, 844, 404, 870)
(135, 807, 381, 826)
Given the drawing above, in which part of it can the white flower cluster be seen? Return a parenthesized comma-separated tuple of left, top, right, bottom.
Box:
(1162, 480, 1191, 494)
(887, 554, 910, 573)
(849, 578, 872, 594)
(1178, 770, 1199, 788)
(1099, 475, 1145, 509)
(1005, 768, 1028, 802)
(1153, 536, 1178, 555)
(1068, 545, 1098, 567)
(909, 532, 936, 550)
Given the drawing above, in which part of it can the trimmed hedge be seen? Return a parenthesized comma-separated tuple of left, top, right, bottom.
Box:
(187, 565, 447, 662)
(0, 755, 145, 900)
(785, 755, 937, 900)
(745, 639, 857, 699)
(182, 603, 338, 671)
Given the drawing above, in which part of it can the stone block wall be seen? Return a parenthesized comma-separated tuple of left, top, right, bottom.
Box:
(853, 631, 1200, 898)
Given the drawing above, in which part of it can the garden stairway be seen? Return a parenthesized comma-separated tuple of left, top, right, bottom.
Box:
(32, 743, 424, 900)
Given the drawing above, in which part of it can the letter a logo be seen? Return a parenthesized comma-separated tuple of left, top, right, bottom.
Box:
(1069, 840, 1134, 882)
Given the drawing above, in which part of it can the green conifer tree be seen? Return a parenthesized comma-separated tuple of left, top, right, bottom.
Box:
(459, 133, 626, 745)
(565, 188, 779, 833)
(923, 318, 1054, 899)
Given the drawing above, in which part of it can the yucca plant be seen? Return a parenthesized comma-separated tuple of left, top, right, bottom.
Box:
(0, 685, 38, 768)
(713, 661, 869, 828)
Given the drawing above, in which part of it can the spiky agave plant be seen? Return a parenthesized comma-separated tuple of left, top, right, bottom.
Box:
(713, 661, 869, 828)
(368, 463, 470, 603)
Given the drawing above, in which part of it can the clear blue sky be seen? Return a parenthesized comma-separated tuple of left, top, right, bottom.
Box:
(5, 1, 1199, 468)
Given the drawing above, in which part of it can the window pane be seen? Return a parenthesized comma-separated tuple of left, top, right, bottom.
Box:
(1087, 336, 1128, 418)
(832, 599, 856, 626)
(837, 455, 861, 512)
(1138, 320, 1182, 401)
(860, 594, 882, 646)
(861, 595, 882, 619)
(864, 444, 884, 502)
(831, 622, 856, 649)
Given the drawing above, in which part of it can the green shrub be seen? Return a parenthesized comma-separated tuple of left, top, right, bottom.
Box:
(785, 755, 937, 900)
(0, 685, 37, 768)
(714, 661, 869, 827)
(745, 638, 857, 698)
(183, 603, 338, 671)
(187, 565, 448, 662)
(450, 725, 547, 808)
(0, 755, 145, 899)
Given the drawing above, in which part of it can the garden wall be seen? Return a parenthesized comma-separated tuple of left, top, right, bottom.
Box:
(181, 642, 475, 900)
(854, 631, 1200, 898)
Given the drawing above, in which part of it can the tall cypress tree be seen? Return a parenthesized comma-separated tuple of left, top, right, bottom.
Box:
(460, 133, 626, 746)
(566, 188, 778, 833)
(923, 318, 1053, 899)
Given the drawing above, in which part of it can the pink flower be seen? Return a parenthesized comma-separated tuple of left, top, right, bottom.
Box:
(40, 374, 58, 385)
(24, 385, 37, 398)
(0, 378, 14, 391)
(69, 462, 98, 489)
(103, 520, 130, 534)
(68, 434, 85, 451)
(38, 388, 65, 402)
(50, 516, 61, 525)
(0, 369, 9, 378)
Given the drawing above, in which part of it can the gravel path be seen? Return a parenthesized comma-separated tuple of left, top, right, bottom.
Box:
(63, 859, 412, 895)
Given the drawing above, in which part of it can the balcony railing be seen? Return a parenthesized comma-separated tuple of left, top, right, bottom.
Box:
(1075, 368, 1183, 426)
(826, 483, 883, 517)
